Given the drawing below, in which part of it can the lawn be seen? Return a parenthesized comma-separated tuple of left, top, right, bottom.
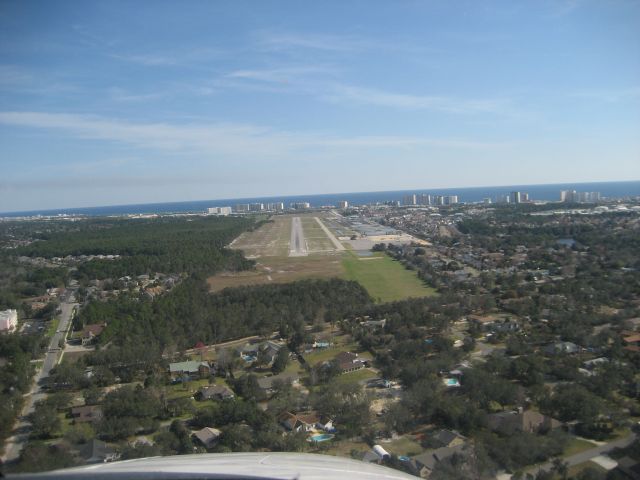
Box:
(566, 461, 606, 478)
(333, 368, 378, 386)
(342, 252, 437, 303)
(382, 436, 424, 457)
(165, 378, 211, 400)
(563, 437, 598, 457)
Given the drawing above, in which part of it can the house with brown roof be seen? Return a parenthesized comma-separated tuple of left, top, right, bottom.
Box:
(277, 411, 320, 432)
(334, 351, 365, 373)
(486, 409, 561, 435)
(71, 405, 103, 424)
(81, 323, 106, 346)
(622, 331, 640, 353)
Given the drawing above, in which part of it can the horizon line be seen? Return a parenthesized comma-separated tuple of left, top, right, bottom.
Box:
(2, 179, 639, 216)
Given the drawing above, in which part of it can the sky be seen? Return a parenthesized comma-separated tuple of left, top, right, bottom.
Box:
(0, 0, 639, 212)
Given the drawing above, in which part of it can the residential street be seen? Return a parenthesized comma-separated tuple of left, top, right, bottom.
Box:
(1, 297, 77, 463)
(525, 433, 637, 477)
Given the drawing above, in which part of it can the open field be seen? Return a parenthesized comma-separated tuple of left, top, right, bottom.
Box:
(230, 216, 292, 257)
(208, 255, 344, 291)
(300, 217, 336, 253)
(342, 251, 437, 303)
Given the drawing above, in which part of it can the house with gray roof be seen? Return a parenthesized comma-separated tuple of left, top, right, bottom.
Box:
(412, 444, 467, 478)
(168, 360, 211, 380)
(80, 439, 119, 464)
(192, 427, 222, 449)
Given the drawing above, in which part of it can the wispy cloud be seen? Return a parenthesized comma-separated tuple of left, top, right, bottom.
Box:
(108, 87, 165, 102)
(258, 32, 371, 53)
(571, 86, 640, 103)
(326, 84, 509, 115)
(110, 53, 179, 66)
(109, 48, 223, 67)
(219, 63, 509, 115)
(0, 111, 505, 160)
(0, 65, 33, 85)
(227, 65, 338, 83)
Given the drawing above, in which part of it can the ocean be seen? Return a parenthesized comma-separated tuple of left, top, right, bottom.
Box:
(2, 180, 639, 218)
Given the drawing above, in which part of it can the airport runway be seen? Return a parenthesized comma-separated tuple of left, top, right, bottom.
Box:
(289, 217, 308, 257)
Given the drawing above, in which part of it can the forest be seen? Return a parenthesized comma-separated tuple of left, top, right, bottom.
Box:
(75, 276, 371, 353)
(15, 216, 258, 279)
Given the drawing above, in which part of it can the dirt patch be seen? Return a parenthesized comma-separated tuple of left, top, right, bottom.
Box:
(208, 254, 345, 291)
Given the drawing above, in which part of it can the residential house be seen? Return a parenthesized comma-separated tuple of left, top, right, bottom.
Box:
(612, 456, 640, 480)
(486, 409, 562, 435)
(428, 429, 466, 449)
(316, 415, 335, 433)
(278, 411, 302, 432)
(543, 341, 580, 355)
(622, 331, 640, 354)
(197, 384, 235, 401)
(168, 361, 211, 380)
(361, 319, 387, 330)
(238, 341, 283, 365)
(80, 439, 119, 464)
(256, 373, 299, 398)
(71, 405, 103, 424)
(467, 314, 498, 331)
(192, 427, 222, 449)
(411, 444, 468, 478)
(81, 323, 106, 346)
(260, 341, 283, 365)
(334, 352, 365, 373)
(582, 357, 609, 370)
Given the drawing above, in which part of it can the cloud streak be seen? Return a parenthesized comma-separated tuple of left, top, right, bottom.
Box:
(0, 111, 505, 160)
(327, 84, 509, 114)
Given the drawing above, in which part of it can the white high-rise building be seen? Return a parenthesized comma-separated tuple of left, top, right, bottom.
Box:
(290, 202, 310, 210)
(337, 200, 349, 209)
(402, 194, 417, 206)
(0, 309, 18, 333)
(417, 194, 431, 206)
(207, 206, 232, 216)
(233, 204, 250, 213)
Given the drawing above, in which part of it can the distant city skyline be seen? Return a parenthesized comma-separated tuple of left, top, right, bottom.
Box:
(1, 0, 639, 211)
(2, 180, 638, 216)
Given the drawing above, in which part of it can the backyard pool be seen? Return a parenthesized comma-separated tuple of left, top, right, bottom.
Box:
(308, 433, 335, 442)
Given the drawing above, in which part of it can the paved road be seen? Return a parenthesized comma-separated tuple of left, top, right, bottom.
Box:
(526, 433, 636, 477)
(289, 216, 308, 257)
(1, 298, 77, 463)
(314, 217, 345, 251)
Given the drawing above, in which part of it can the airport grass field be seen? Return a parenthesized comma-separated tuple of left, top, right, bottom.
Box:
(342, 251, 437, 303)
(210, 213, 437, 302)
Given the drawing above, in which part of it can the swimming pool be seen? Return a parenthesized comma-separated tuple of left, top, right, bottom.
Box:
(444, 377, 461, 387)
(309, 433, 335, 442)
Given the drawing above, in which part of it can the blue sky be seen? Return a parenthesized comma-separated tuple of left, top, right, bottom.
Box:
(0, 0, 639, 212)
